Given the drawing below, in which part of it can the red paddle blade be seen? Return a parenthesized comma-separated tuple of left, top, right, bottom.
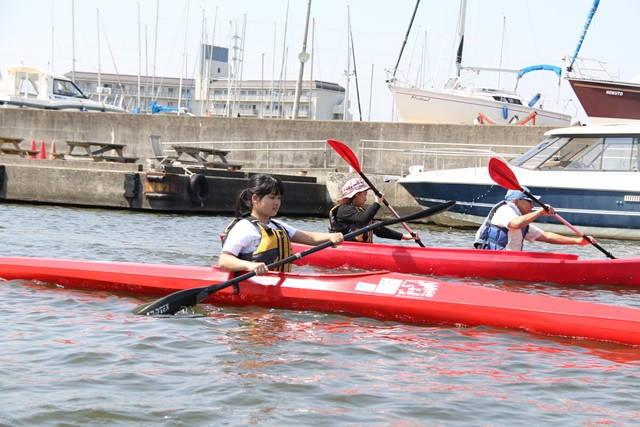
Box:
(488, 157, 521, 191)
(327, 139, 361, 172)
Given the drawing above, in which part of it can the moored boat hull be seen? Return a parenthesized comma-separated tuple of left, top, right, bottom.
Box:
(568, 77, 640, 125)
(389, 85, 571, 126)
(1, 256, 640, 346)
(292, 241, 639, 286)
(397, 125, 640, 240)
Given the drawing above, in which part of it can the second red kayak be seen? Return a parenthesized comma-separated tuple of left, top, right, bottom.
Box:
(291, 241, 638, 286)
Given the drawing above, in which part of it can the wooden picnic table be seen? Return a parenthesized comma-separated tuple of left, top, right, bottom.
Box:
(65, 140, 138, 163)
(0, 137, 38, 157)
(171, 144, 242, 170)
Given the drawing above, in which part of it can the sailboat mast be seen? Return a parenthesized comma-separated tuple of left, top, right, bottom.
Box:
(178, 0, 190, 114)
(454, 0, 467, 77)
(71, 0, 76, 80)
(137, 1, 141, 110)
(51, 1, 55, 70)
(152, 0, 159, 103)
(497, 15, 505, 88)
(97, 9, 101, 89)
(293, 0, 312, 120)
(343, 6, 352, 121)
(390, 0, 420, 82)
(567, 0, 600, 72)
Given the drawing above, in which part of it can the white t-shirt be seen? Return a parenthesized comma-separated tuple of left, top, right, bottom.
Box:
(490, 202, 544, 251)
(222, 218, 298, 257)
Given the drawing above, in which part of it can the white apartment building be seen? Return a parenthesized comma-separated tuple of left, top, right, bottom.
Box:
(69, 44, 351, 120)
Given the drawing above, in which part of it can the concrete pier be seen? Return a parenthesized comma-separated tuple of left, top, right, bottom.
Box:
(0, 109, 557, 217)
(0, 156, 330, 216)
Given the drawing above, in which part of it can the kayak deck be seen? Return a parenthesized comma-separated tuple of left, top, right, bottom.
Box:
(292, 241, 639, 286)
(1, 256, 639, 346)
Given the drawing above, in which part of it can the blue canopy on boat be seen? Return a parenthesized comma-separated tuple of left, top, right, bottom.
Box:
(518, 65, 563, 79)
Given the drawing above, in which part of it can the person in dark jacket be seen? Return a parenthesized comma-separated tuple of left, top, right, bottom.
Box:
(328, 177, 417, 243)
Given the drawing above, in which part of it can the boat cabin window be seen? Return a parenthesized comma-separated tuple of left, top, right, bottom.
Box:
(492, 96, 523, 105)
(53, 79, 88, 99)
(15, 72, 40, 98)
(510, 135, 639, 171)
(566, 136, 638, 171)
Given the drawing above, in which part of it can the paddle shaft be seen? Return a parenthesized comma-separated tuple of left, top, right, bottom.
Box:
(327, 139, 425, 247)
(355, 172, 426, 247)
(136, 201, 456, 315)
(518, 188, 616, 259)
(487, 157, 615, 259)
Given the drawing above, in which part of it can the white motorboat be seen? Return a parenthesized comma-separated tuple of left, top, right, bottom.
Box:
(0, 65, 125, 113)
(398, 124, 640, 240)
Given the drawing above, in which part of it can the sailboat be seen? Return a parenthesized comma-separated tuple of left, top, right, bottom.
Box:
(565, 0, 640, 124)
(387, 0, 572, 126)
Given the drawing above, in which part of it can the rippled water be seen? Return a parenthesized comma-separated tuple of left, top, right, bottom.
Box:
(2, 203, 640, 426)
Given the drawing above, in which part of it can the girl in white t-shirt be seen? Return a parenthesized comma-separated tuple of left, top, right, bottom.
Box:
(219, 174, 343, 275)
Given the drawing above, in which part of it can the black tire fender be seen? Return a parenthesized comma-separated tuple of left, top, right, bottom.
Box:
(187, 174, 209, 206)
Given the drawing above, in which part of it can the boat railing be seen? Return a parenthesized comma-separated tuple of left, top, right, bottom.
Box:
(359, 139, 531, 176)
(566, 57, 618, 82)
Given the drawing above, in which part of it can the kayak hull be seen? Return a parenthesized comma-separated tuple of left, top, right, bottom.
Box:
(1, 256, 640, 346)
(292, 241, 639, 286)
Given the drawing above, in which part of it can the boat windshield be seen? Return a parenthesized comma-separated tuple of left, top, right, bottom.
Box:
(510, 135, 639, 171)
(53, 79, 88, 99)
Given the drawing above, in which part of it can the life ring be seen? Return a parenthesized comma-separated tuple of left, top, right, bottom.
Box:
(187, 174, 209, 206)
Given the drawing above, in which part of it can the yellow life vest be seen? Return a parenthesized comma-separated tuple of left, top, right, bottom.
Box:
(223, 217, 293, 272)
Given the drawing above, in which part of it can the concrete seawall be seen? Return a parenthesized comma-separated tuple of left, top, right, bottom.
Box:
(0, 109, 558, 216)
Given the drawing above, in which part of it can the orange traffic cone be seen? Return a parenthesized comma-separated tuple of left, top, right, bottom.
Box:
(38, 140, 46, 159)
(49, 140, 57, 160)
(30, 140, 37, 159)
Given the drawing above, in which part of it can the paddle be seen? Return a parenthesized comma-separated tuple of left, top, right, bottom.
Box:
(134, 200, 456, 316)
(488, 157, 615, 259)
(327, 139, 426, 247)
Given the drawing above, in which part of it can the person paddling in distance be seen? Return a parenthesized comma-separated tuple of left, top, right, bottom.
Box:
(474, 186, 595, 251)
(329, 177, 418, 243)
(220, 174, 344, 275)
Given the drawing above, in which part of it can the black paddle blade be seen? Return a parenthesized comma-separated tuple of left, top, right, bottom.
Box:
(133, 287, 209, 316)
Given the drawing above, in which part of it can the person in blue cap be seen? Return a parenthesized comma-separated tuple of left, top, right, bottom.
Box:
(474, 186, 593, 251)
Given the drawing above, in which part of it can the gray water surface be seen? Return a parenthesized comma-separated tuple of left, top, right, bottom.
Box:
(2, 203, 640, 426)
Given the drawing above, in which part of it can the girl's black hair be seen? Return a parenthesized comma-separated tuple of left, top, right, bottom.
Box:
(233, 174, 285, 217)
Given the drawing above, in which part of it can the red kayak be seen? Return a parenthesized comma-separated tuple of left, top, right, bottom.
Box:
(292, 241, 639, 286)
(1, 256, 639, 346)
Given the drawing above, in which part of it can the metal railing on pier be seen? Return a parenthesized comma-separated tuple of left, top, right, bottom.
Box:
(160, 139, 534, 176)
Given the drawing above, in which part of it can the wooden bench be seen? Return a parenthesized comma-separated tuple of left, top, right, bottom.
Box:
(170, 144, 243, 170)
(0, 148, 40, 157)
(203, 161, 243, 170)
(66, 140, 129, 162)
(101, 155, 140, 163)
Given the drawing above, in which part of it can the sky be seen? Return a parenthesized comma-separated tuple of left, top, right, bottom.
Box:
(1, 0, 638, 123)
